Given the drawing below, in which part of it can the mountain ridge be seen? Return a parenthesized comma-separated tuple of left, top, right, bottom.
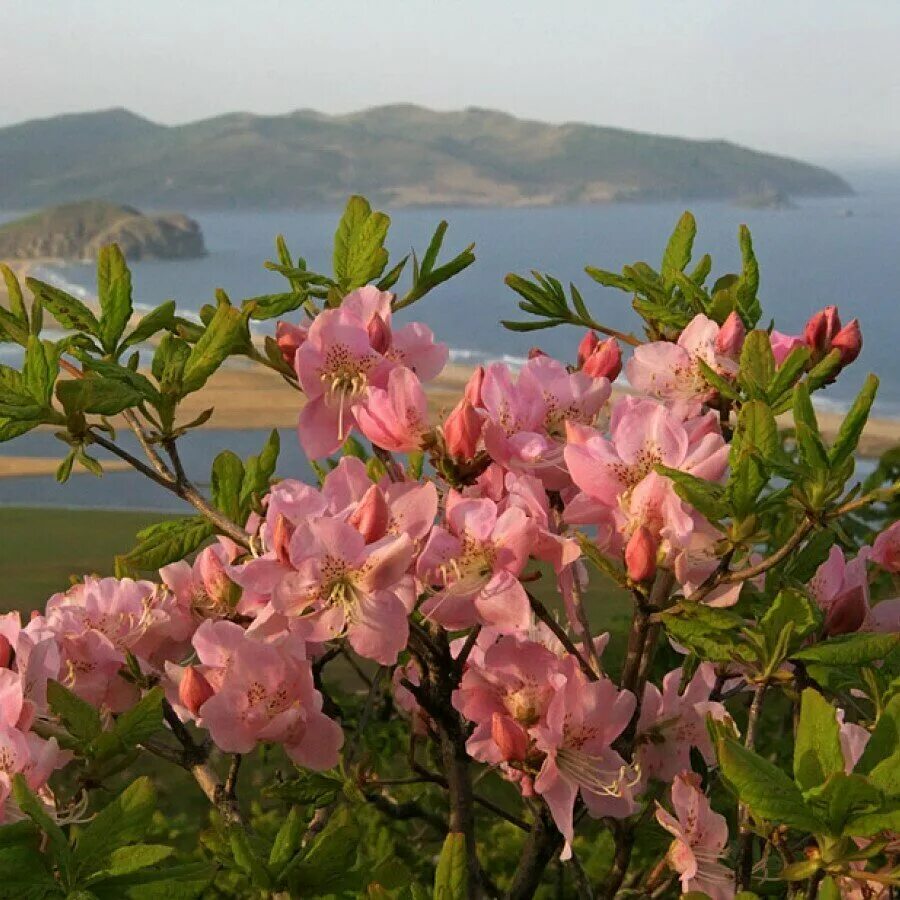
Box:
(0, 104, 852, 210)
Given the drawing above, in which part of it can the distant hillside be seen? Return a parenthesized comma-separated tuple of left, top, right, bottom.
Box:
(0, 201, 205, 260)
(0, 105, 852, 210)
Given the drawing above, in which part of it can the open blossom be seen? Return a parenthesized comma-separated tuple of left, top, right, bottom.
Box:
(656, 771, 734, 900)
(625, 314, 739, 403)
(293, 286, 446, 458)
(810, 546, 900, 636)
(160, 538, 244, 621)
(270, 516, 414, 664)
(354, 366, 429, 452)
(480, 356, 611, 489)
(872, 521, 900, 573)
(532, 661, 637, 857)
(635, 664, 729, 784)
(175, 620, 342, 768)
(417, 495, 534, 632)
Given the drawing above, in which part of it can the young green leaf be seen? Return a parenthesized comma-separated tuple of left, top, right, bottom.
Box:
(830, 374, 878, 467)
(433, 832, 467, 900)
(792, 633, 900, 667)
(794, 689, 845, 792)
(119, 517, 215, 571)
(26, 278, 99, 336)
(56, 378, 143, 416)
(97, 245, 133, 354)
(333, 195, 390, 292)
(181, 299, 246, 393)
(47, 680, 103, 745)
(661, 211, 696, 286)
(121, 301, 176, 351)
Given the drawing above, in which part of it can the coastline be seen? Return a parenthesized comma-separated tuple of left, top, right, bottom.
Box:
(2, 259, 899, 478)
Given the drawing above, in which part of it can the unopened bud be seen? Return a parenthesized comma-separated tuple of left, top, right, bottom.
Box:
(272, 514, 293, 566)
(823, 586, 867, 637)
(443, 399, 483, 459)
(715, 312, 746, 358)
(179, 666, 214, 716)
(804, 306, 841, 356)
(831, 319, 862, 366)
(582, 337, 622, 381)
(348, 485, 390, 543)
(577, 330, 600, 367)
(0, 634, 11, 669)
(492, 713, 529, 762)
(625, 526, 658, 582)
(197, 548, 232, 607)
(464, 366, 485, 407)
(367, 313, 391, 354)
(275, 321, 307, 365)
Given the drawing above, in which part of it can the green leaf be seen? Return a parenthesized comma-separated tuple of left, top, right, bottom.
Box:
(86, 861, 215, 899)
(181, 299, 245, 393)
(26, 278, 99, 335)
(245, 292, 306, 321)
(268, 806, 303, 876)
(56, 378, 142, 416)
(793, 383, 828, 471)
(728, 400, 777, 516)
(0, 845, 60, 899)
(661, 211, 696, 286)
(97, 245, 133, 354)
(47, 680, 102, 745)
(792, 633, 900, 667)
(121, 301, 176, 351)
(737, 225, 760, 320)
(0, 264, 28, 326)
(93, 844, 174, 878)
(857, 694, 900, 775)
(433, 832, 467, 900)
(73, 777, 156, 877)
(867, 750, 900, 798)
(211, 450, 245, 522)
(830, 374, 878, 467)
(263, 772, 343, 806)
(120, 517, 214, 571)
(810, 773, 884, 833)
(288, 819, 359, 894)
(716, 737, 825, 832)
(240, 430, 280, 508)
(333, 195, 390, 292)
(660, 604, 751, 664)
(112, 687, 164, 748)
(23, 337, 58, 407)
(655, 465, 727, 521)
(696, 357, 740, 401)
(794, 689, 844, 791)
(845, 800, 900, 836)
(760, 590, 821, 660)
(584, 266, 632, 291)
(768, 345, 811, 403)
(739, 330, 776, 398)
(12, 775, 71, 873)
(229, 829, 271, 889)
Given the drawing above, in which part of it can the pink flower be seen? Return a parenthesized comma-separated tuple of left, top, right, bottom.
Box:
(417, 495, 534, 632)
(769, 329, 804, 365)
(354, 366, 429, 452)
(635, 664, 729, 784)
(481, 357, 611, 489)
(160, 538, 243, 621)
(532, 661, 637, 856)
(625, 526, 658, 582)
(275, 320, 308, 366)
(872, 521, 900, 573)
(656, 771, 734, 900)
(625, 314, 739, 403)
(0, 724, 67, 823)
(803, 306, 862, 367)
(272, 517, 414, 664)
(185, 620, 343, 769)
(452, 635, 561, 765)
(292, 286, 446, 458)
(810, 546, 900, 636)
(578, 332, 623, 381)
(443, 398, 483, 460)
(714, 312, 746, 359)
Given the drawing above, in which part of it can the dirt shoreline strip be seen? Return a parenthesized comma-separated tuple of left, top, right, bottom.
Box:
(2, 259, 899, 475)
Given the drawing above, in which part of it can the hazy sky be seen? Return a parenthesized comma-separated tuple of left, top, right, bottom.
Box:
(2, 0, 899, 165)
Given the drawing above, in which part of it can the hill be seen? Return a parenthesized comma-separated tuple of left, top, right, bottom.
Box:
(0, 200, 205, 260)
(0, 105, 852, 209)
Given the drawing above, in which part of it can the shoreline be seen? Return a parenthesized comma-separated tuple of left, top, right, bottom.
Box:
(2, 259, 899, 478)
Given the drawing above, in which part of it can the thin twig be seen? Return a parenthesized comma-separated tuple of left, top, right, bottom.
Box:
(526, 590, 597, 681)
(738, 680, 769, 891)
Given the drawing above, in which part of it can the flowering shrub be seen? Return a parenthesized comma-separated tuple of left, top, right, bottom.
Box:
(0, 198, 897, 898)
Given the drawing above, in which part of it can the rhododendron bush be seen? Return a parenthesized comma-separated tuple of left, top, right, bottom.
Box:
(0, 198, 898, 899)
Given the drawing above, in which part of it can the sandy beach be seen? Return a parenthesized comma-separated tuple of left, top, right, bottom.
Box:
(2, 258, 899, 477)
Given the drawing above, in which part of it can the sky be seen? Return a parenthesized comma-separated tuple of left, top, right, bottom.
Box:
(2, 0, 899, 166)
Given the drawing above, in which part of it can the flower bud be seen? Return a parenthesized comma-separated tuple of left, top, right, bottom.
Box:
(831, 319, 862, 366)
(179, 666, 214, 716)
(0, 634, 11, 669)
(464, 366, 485, 407)
(348, 485, 390, 543)
(197, 548, 232, 608)
(367, 313, 392, 354)
(275, 321, 307, 365)
(803, 306, 841, 356)
(582, 337, 622, 381)
(443, 399, 483, 460)
(491, 713, 529, 762)
(625, 526, 658, 582)
(577, 330, 599, 367)
(714, 311, 746, 358)
(272, 513, 293, 566)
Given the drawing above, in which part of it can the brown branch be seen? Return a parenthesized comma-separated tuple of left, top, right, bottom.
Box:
(506, 806, 563, 900)
(738, 680, 769, 891)
(526, 590, 597, 681)
(568, 580, 602, 676)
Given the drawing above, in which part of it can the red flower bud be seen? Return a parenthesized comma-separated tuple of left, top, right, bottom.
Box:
(443, 399, 483, 459)
(804, 306, 842, 356)
(831, 319, 862, 366)
(348, 484, 390, 543)
(367, 313, 392, 354)
(464, 366, 485, 407)
(582, 337, 622, 381)
(714, 311, 746, 358)
(179, 666, 214, 716)
(0, 634, 11, 669)
(625, 526, 658, 582)
(275, 321, 307, 365)
(491, 713, 529, 762)
(577, 330, 600, 367)
(823, 585, 867, 637)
